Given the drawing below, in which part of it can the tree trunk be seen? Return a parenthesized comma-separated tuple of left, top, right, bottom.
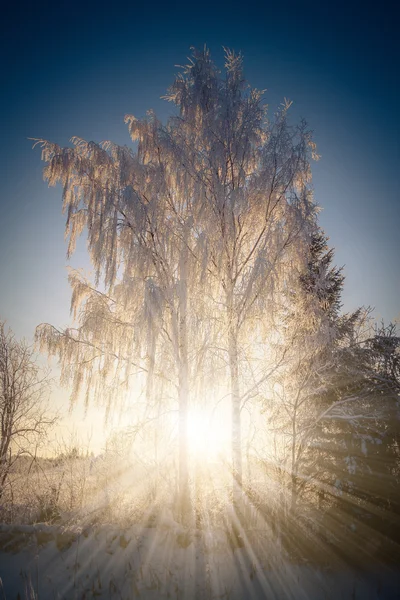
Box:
(226, 278, 242, 514)
(178, 229, 191, 523)
(228, 324, 242, 504)
(146, 331, 160, 502)
(290, 413, 298, 518)
(227, 313, 245, 547)
(290, 472, 298, 518)
(146, 334, 156, 406)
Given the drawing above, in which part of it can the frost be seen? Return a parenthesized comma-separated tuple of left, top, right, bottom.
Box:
(344, 456, 357, 475)
(33, 47, 321, 510)
(30, 47, 400, 536)
(361, 439, 367, 456)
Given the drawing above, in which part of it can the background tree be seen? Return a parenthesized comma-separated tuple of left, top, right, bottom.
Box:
(0, 321, 55, 500)
(263, 233, 400, 559)
(318, 320, 400, 560)
(245, 229, 369, 553)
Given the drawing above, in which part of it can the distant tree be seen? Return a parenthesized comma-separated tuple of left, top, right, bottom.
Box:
(0, 321, 55, 499)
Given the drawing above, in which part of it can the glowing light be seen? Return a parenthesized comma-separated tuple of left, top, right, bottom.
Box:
(186, 403, 230, 461)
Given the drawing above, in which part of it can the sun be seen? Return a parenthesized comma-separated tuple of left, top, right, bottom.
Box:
(186, 403, 230, 461)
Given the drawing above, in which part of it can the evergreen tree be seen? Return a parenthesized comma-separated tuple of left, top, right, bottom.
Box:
(264, 230, 362, 544)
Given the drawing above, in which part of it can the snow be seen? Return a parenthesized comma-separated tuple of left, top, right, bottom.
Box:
(0, 524, 399, 599)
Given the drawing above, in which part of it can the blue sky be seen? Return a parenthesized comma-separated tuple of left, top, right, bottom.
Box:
(1, 0, 399, 342)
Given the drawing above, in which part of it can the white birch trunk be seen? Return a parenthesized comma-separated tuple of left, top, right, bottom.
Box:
(226, 282, 243, 509)
(146, 330, 160, 502)
(178, 226, 191, 522)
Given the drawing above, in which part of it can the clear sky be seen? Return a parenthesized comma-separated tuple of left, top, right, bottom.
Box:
(0, 0, 398, 445)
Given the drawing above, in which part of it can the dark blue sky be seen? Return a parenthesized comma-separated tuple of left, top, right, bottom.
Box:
(1, 0, 399, 340)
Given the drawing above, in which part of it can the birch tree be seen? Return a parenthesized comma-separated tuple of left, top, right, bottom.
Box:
(34, 115, 209, 521)
(162, 48, 319, 504)
(34, 47, 322, 523)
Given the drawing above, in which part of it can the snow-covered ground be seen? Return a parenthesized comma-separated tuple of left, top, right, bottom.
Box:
(0, 523, 399, 599)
